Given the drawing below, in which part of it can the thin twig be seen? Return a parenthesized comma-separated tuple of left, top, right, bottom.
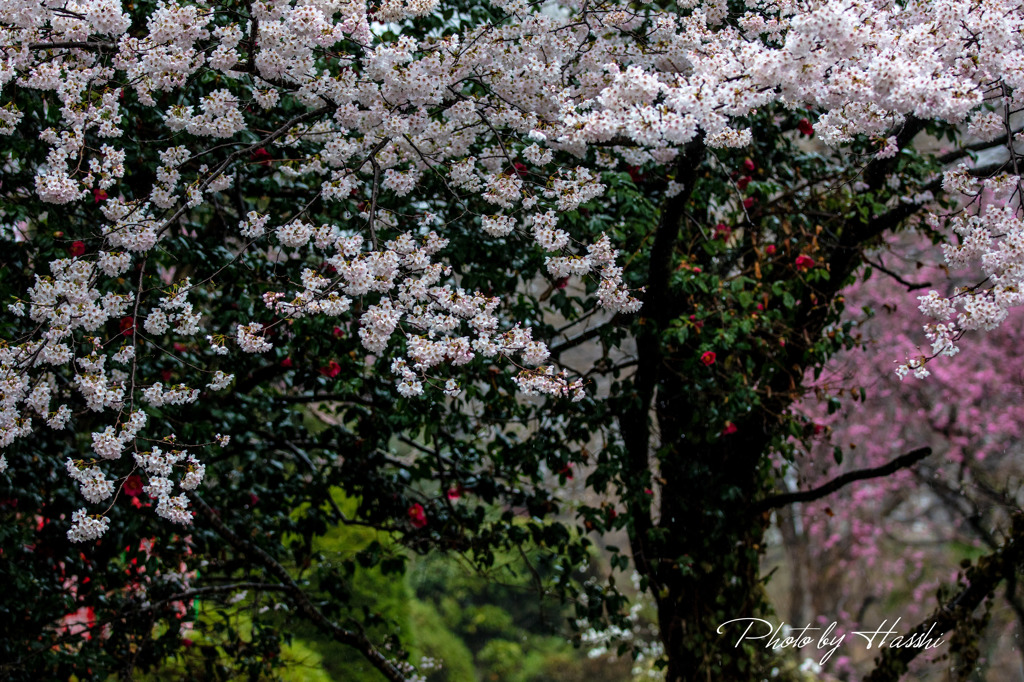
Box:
(862, 255, 932, 291)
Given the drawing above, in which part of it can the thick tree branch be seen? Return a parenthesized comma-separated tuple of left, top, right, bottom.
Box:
(614, 138, 707, 604)
(864, 513, 1024, 682)
(28, 40, 116, 51)
(134, 582, 291, 613)
(549, 314, 625, 356)
(753, 447, 932, 513)
(762, 173, 942, 409)
(275, 393, 375, 406)
(937, 127, 1024, 165)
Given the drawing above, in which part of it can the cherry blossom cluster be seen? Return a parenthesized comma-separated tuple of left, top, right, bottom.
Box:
(901, 167, 1024, 378)
(2, 0, 1023, 542)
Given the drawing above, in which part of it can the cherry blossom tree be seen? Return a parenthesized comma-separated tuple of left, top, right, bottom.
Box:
(2, 0, 1024, 680)
(782, 234, 1024, 679)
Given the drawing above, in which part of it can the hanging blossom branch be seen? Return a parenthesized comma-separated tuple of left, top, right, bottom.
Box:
(907, 99, 1024, 379)
(0, 0, 1020, 548)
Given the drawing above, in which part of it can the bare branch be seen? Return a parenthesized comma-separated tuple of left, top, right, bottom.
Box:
(862, 255, 932, 291)
(157, 104, 334, 237)
(549, 314, 624, 356)
(368, 157, 381, 251)
(937, 126, 1024, 165)
(753, 447, 932, 513)
(28, 41, 116, 51)
(135, 582, 291, 612)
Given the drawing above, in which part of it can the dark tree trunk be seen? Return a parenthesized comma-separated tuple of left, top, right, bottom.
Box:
(613, 119, 938, 680)
(614, 142, 780, 678)
(646, 384, 778, 682)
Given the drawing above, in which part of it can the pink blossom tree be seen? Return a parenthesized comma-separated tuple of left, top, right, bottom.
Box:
(782, 233, 1024, 679)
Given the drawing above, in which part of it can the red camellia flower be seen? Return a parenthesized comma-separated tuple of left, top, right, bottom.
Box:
(280, 357, 294, 368)
(69, 241, 86, 257)
(700, 351, 716, 366)
(797, 118, 815, 136)
(332, 326, 345, 339)
(319, 360, 341, 378)
(742, 197, 756, 209)
(92, 188, 108, 202)
(713, 223, 732, 240)
(743, 158, 756, 172)
(250, 147, 272, 166)
(557, 464, 573, 480)
(447, 486, 464, 501)
(736, 176, 752, 191)
(721, 422, 738, 436)
(123, 475, 143, 498)
(795, 254, 815, 271)
(408, 503, 427, 529)
(120, 316, 135, 335)
(513, 162, 528, 177)
(764, 244, 777, 255)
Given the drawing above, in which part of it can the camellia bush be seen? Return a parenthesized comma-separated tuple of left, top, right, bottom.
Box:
(2, 0, 1024, 680)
